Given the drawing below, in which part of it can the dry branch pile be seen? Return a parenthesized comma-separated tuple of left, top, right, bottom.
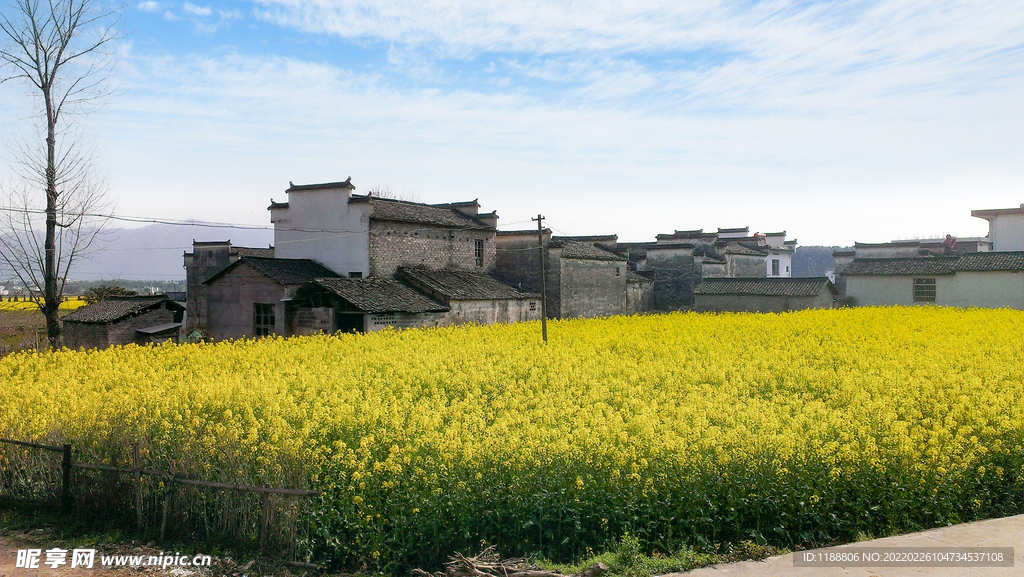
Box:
(413, 547, 608, 577)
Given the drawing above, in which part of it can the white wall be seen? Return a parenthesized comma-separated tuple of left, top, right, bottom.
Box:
(271, 186, 370, 277)
(846, 273, 1024, 309)
(766, 251, 792, 278)
(989, 213, 1024, 251)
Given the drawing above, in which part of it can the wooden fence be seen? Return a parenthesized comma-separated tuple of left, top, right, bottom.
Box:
(0, 437, 320, 553)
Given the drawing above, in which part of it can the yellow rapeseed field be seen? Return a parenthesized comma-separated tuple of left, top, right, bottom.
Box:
(0, 307, 1022, 570)
(0, 296, 87, 311)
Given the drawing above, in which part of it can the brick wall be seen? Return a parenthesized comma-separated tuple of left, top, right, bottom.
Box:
(205, 264, 289, 340)
(62, 321, 108, 350)
(369, 221, 496, 277)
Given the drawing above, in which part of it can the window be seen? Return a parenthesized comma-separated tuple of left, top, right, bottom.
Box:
(913, 278, 936, 302)
(771, 259, 780, 276)
(529, 301, 537, 311)
(253, 303, 275, 336)
(372, 314, 396, 326)
(475, 239, 484, 267)
(615, 267, 620, 276)
(349, 271, 362, 278)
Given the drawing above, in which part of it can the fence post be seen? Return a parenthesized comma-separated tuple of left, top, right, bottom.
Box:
(160, 464, 175, 542)
(134, 444, 143, 532)
(259, 492, 272, 552)
(61, 444, 72, 512)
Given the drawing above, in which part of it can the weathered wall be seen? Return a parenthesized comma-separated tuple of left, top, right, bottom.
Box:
(443, 299, 541, 326)
(292, 307, 334, 335)
(205, 264, 289, 340)
(369, 221, 495, 277)
(365, 312, 447, 332)
(494, 234, 544, 293)
(185, 242, 235, 332)
(693, 292, 834, 313)
(272, 187, 370, 277)
(625, 280, 653, 314)
(558, 258, 626, 319)
(645, 253, 699, 310)
(62, 322, 108, 350)
(728, 254, 767, 278)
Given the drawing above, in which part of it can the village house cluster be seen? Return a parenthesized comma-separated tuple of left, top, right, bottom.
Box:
(59, 179, 1024, 349)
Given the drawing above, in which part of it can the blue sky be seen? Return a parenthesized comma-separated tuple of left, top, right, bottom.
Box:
(1, 0, 1022, 248)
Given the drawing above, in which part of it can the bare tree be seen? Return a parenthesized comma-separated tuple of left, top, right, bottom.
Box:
(0, 0, 119, 347)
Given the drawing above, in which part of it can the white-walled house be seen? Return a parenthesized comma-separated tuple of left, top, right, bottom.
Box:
(972, 205, 1024, 252)
(844, 252, 1024, 309)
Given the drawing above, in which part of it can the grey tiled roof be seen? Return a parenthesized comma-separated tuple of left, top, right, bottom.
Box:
(844, 257, 957, 275)
(233, 246, 275, 258)
(549, 239, 626, 261)
(287, 178, 354, 192)
(953, 251, 1024, 272)
(62, 296, 184, 324)
(693, 278, 835, 297)
(351, 195, 494, 229)
(204, 257, 339, 286)
(310, 278, 449, 313)
(723, 243, 767, 256)
(399, 267, 537, 300)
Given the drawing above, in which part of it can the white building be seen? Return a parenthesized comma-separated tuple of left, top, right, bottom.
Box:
(972, 204, 1024, 252)
(843, 252, 1024, 309)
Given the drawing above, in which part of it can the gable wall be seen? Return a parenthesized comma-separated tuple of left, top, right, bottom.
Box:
(272, 188, 370, 276)
(205, 264, 289, 340)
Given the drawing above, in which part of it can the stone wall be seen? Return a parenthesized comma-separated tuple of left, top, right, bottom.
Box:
(370, 221, 495, 277)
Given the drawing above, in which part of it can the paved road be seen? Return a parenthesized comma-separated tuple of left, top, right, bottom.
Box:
(666, 514, 1023, 577)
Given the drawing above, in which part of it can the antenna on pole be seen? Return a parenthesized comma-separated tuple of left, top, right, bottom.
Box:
(533, 214, 548, 344)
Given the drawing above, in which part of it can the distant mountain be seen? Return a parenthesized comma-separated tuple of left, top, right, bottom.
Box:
(70, 224, 274, 281)
(792, 246, 848, 278)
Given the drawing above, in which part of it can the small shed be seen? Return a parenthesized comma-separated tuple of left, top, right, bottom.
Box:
(397, 267, 541, 325)
(62, 295, 186, 349)
(693, 277, 836, 313)
(291, 277, 449, 334)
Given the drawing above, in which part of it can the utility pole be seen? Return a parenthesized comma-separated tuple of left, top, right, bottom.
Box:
(533, 214, 548, 343)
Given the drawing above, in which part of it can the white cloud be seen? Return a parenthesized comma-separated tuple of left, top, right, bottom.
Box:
(136, 1, 161, 12)
(251, 0, 1024, 117)
(162, 10, 180, 21)
(183, 2, 212, 17)
(82, 48, 1021, 244)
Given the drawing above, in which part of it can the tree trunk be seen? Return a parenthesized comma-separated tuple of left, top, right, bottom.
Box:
(44, 85, 61, 349)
